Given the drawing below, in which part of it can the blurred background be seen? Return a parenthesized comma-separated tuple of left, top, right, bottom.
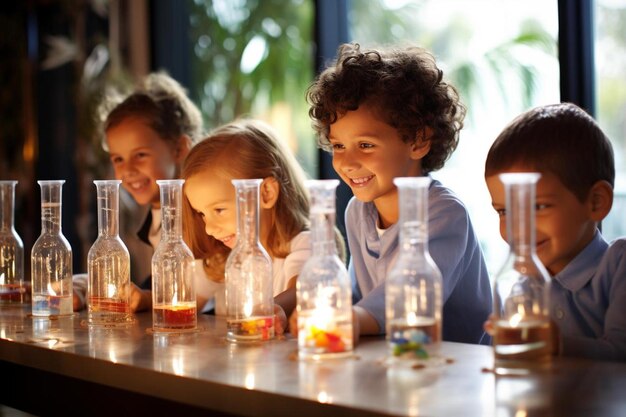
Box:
(1, 0, 625, 278)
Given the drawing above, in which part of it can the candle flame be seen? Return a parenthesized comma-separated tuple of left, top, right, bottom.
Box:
(0, 272, 5, 285)
(244, 299, 253, 318)
(107, 283, 116, 298)
(407, 312, 418, 326)
(47, 283, 57, 296)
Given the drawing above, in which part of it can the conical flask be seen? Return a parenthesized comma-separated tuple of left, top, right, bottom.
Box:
(493, 173, 552, 374)
(386, 177, 442, 364)
(31, 180, 73, 317)
(0, 180, 28, 305)
(225, 179, 274, 342)
(152, 179, 197, 332)
(297, 179, 353, 359)
(87, 180, 132, 327)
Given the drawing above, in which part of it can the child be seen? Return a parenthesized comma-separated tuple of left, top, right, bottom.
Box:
(303, 42, 493, 344)
(73, 72, 204, 312)
(485, 102, 626, 360)
(182, 119, 315, 331)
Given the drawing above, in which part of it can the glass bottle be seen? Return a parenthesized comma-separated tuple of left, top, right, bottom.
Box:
(386, 177, 442, 364)
(31, 180, 73, 317)
(87, 180, 133, 327)
(297, 179, 353, 360)
(152, 179, 197, 332)
(493, 173, 552, 374)
(225, 179, 274, 342)
(0, 180, 28, 305)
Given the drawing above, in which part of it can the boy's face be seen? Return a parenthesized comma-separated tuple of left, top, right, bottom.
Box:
(486, 168, 597, 275)
(184, 170, 238, 249)
(328, 103, 424, 223)
(106, 117, 181, 208)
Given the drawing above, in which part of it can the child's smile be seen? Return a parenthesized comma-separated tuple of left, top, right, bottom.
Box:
(328, 103, 426, 227)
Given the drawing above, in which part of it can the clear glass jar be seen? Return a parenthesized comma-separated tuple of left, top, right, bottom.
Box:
(386, 177, 442, 364)
(225, 179, 274, 342)
(152, 179, 197, 333)
(31, 180, 73, 317)
(0, 180, 28, 305)
(297, 179, 353, 360)
(87, 180, 133, 327)
(493, 173, 552, 374)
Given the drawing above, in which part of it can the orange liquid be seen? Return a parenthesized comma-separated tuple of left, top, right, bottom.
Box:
(494, 319, 552, 366)
(0, 283, 31, 304)
(89, 296, 131, 313)
(153, 304, 197, 330)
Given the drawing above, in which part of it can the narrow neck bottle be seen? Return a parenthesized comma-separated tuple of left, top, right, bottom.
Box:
(94, 180, 121, 238)
(152, 179, 197, 333)
(0, 181, 17, 233)
(0, 180, 26, 304)
(297, 179, 353, 359)
(386, 176, 442, 364)
(39, 180, 64, 235)
(504, 178, 536, 259)
(397, 177, 431, 255)
(157, 179, 185, 241)
(308, 180, 338, 257)
(494, 173, 552, 373)
(88, 179, 132, 326)
(32, 180, 72, 317)
(233, 179, 262, 248)
(225, 179, 273, 343)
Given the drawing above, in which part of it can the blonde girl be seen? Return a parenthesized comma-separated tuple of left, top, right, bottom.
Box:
(182, 119, 311, 321)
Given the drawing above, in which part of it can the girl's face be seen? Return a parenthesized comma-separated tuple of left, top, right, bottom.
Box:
(185, 169, 238, 249)
(106, 117, 181, 208)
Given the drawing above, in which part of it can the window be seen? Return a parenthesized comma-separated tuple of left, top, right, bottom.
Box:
(594, 0, 626, 241)
(187, 0, 317, 176)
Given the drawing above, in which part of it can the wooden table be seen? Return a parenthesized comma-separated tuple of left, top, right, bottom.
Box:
(0, 306, 624, 416)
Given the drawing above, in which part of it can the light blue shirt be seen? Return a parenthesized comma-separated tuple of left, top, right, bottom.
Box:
(346, 179, 492, 344)
(552, 231, 626, 361)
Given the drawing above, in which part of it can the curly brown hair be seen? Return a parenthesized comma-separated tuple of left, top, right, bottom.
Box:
(307, 43, 465, 173)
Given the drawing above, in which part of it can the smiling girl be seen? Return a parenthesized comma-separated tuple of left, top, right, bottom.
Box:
(73, 72, 204, 311)
(181, 119, 314, 325)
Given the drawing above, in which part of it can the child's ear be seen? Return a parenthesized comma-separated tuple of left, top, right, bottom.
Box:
(409, 127, 433, 160)
(175, 135, 192, 163)
(260, 177, 280, 209)
(587, 180, 613, 221)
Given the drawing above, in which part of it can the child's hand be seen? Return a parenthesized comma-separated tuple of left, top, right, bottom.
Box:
(288, 310, 298, 337)
(274, 304, 287, 335)
(72, 289, 85, 311)
(483, 314, 495, 336)
(129, 283, 152, 312)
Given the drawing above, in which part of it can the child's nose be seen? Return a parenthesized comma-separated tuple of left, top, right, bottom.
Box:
(334, 152, 359, 173)
(204, 220, 217, 237)
(118, 160, 139, 177)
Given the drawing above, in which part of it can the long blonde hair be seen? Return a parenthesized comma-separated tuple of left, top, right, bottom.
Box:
(182, 119, 310, 282)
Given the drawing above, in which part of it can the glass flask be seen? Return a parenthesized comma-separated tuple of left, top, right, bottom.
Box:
(31, 180, 73, 317)
(87, 180, 133, 327)
(386, 177, 442, 364)
(0, 180, 28, 305)
(225, 179, 274, 342)
(493, 173, 552, 374)
(152, 179, 197, 332)
(297, 179, 353, 360)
